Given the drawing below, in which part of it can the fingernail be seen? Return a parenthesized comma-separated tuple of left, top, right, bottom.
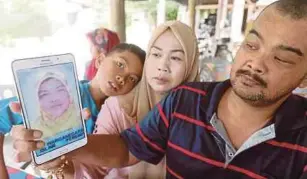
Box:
(36, 142, 45, 149)
(9, 103, 16, 113)
(85, 108, 91, 115)
(60, 155, 66, 160)
(33, 131, 42, 138)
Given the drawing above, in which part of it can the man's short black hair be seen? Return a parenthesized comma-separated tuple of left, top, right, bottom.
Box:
(273, 0, 307, 20)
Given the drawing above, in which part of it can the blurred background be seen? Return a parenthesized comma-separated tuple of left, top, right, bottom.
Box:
(0, 0, 277, 99)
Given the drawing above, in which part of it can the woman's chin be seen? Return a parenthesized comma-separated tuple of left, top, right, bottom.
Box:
(150, 85, 171, 94)
(48, 111, 65, 119)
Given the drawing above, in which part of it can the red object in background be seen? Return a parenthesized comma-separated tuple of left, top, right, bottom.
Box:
(85, 28, 120, 81)
(7, 166, 40, 179)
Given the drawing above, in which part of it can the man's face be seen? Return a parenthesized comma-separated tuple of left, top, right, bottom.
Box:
(230, 7, 307, 106)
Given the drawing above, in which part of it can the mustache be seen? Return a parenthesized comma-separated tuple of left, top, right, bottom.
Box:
(236, 69, 267, 87)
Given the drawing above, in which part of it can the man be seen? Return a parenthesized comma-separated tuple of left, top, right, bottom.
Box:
(10, 0, 307, 178)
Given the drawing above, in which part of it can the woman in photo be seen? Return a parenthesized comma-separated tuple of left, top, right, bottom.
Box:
(32, 71, 81, 139)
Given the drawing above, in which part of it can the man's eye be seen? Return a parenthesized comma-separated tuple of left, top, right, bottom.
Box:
(274, 56, 293, 64)
(245, 43, 257, 50)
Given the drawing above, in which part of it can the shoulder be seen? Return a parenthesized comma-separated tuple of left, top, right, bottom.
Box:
(287, 94, 307, 116)
(117, 87, 137, 116)
(97, 96, 135, 133)
(279, 94, 307, 140)
(0, 96, 18, 109)
(172, 82, 218, 94)
(170, 81, 219, 102)
(104, 96, 121, 110)
(78, 80, 91, 100)
(78, 80, 94, 107)
(78, 80, 90, 92)
(101, 96, 132, 120)
(294, 94, 307, 109)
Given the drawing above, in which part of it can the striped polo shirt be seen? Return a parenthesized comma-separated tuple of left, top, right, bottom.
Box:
(121, 80, 307, 179)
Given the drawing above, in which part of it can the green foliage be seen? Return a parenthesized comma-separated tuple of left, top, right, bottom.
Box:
(126, 0, 180, 26)
(166, 1, 179, 21)
(0, 0, 52, 45)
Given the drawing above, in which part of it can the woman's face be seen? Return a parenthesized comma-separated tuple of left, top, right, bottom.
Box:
(38, 78, 71, 118)
(90, 44, 106, 59)
(146, 30, 186, 94)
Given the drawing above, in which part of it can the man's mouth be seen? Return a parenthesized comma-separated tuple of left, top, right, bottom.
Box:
(236, 69, 267, 87)
(240, 74, 262, 86)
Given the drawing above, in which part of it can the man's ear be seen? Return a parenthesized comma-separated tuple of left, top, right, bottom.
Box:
(95, 53, 106, 69)
(299, 75, 307, 88)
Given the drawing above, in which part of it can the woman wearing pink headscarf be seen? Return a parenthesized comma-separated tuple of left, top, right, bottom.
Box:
(85, 28, 120, 81)
(33, 71, 81, 139)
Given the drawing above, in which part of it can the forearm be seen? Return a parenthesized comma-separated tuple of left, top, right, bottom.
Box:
(0, 134, 8, 179)
(59, 159, 75, 179)
(69, 134, 133, 168)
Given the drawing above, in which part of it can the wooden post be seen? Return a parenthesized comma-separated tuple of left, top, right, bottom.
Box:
(188, 0, 196, 30)
(157, 0, 166, 25)
(215, 0, 228, 39)
(244, 2, 256, 36)
(195, 8, 201, 31)
(230, 0, 245, 43)
(110, 0, 126, 42)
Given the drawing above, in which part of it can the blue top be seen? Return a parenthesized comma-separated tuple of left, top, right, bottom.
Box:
(0, 80, 98, 134)
(121, 80, 307, 179)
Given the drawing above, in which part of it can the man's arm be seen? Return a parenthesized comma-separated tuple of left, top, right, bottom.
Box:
(68, 92, 175, 168)
(68, 134, 139, 168)
(0, 134, 8, 179)
(13, 91, 175, 174)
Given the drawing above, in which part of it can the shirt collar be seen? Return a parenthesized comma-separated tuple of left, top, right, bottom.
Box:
(203, 80, 307, 135)
(205, 80, 231, 121)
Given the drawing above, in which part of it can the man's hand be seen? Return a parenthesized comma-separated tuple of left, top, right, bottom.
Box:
(10, 101, 90, 163)
(11, 125, 44, 162)
(10, 101, 90, 179)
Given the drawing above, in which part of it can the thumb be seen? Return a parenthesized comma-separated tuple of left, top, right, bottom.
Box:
(9, 102, 21, 114)
(82, 108, 91, 120)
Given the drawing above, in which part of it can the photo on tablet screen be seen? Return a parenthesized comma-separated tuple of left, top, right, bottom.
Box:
(16, 62, 85, 157)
